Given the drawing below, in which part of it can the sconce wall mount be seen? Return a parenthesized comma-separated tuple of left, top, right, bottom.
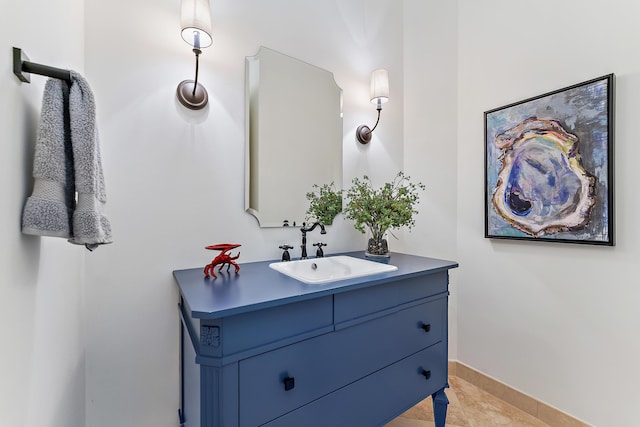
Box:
(356, 69, 389, 144)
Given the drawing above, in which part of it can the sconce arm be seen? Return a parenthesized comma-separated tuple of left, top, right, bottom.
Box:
(176, 47, 209, 110)
(192, 48, 202, 97)
(368, 105, 382, 134)
(356, 102, 383, 145)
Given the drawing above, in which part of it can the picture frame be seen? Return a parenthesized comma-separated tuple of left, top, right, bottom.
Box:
(484, 74, 615, 245)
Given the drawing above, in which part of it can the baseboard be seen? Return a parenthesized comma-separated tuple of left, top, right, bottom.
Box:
(449, 360, 593, 427)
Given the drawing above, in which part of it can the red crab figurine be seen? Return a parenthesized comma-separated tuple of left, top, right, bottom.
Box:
(204, 244, 241, 279)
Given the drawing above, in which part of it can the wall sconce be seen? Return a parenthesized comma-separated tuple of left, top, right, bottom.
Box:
(356, 69, 389, 144)
(176, 0, 213, 110)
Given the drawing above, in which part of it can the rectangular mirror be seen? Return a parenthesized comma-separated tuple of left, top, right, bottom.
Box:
(245, 47, 343, 227)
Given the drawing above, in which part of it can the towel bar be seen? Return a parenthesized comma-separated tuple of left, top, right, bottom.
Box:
(13, 47, 72, 84)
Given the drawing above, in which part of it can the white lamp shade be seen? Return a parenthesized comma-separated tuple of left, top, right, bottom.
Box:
(370, 69, 389, 104)
(181, 0, 213, 48)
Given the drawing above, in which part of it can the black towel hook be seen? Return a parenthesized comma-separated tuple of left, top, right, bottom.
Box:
(13, 47, 72, 84)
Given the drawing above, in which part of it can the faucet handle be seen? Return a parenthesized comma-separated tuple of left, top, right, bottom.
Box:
(313, 242, 327, 258)
(279, 244, 293, 261)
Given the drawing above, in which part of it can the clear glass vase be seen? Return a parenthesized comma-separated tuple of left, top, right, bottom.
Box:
(365, 229, 389, 258)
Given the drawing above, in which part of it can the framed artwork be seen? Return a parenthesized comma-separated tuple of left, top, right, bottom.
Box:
(484, 74, 614, 245)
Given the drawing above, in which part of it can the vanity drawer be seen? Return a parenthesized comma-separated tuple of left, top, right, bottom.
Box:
(202, 295, 333, 358)
(238, 297, 445, 426)
(263, 342, 447, 427)
(334, 271, 448, 324)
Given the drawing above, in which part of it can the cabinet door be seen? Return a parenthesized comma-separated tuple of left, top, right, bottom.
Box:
(263, 342, 447, 427)
(238, 298, 446, 426)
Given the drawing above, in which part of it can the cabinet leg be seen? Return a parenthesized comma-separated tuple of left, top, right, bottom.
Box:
(432, 387, 449, 427)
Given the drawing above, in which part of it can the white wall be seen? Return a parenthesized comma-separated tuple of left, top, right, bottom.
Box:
(401, 0, 459, 358)
(456, 1, 640, 426)
(0, 0, 86, 426)
(83, 0, 404, 425)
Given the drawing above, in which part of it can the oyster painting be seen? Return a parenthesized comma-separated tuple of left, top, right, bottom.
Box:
(485, 74, 614, 245)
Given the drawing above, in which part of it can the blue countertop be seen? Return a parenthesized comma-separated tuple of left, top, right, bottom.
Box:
(174, 251, 458, 320)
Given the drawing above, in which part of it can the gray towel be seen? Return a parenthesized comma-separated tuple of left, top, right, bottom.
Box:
(22, 71, 112, 250)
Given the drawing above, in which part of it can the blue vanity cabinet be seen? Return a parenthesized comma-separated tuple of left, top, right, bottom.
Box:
(174, 252, 458, 427)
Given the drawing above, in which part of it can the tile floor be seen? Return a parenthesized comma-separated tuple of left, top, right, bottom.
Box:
(385, 375, 550, 427)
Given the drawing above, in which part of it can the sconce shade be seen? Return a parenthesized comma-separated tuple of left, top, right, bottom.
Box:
(370, 69, 389, 104)
(181, 0, 213, 48)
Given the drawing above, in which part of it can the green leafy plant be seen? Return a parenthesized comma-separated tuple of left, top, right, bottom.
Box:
(305, 182, 343, 225)
(344, 172, 425, 252)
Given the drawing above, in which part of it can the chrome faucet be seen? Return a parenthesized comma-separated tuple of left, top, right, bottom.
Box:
(300, 222, 326, 259)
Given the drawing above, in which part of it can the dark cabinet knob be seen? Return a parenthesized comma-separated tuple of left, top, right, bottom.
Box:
(422, 369, 431, 380)
(421, 323, 431, 332)
(283, 376, 295, 391)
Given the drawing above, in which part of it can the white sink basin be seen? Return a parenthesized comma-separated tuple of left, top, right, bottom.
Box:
(269, 255, 398, 284)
